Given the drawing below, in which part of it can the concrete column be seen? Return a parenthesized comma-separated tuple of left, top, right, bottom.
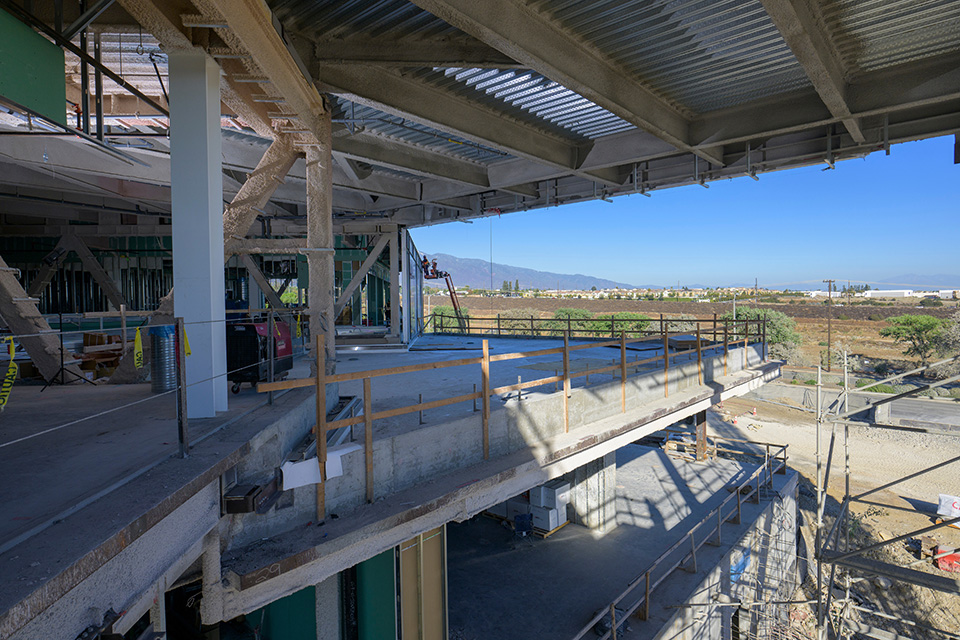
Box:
(200, 529, 224, 625)
(305, 109, 338, 407)
(388, 231, 400, 338)
(150, 586, 166, 633)
(315, 574, 341, 640)
(567, 451, 617, 532)
(169, 49, 227, 416)
(872, 401, 891, 424)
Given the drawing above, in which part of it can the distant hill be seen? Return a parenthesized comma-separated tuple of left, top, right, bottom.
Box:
(880, 275, 960, 289)
(424, 253, 641, 290)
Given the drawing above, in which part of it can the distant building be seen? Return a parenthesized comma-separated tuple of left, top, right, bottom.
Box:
(862, 289, 914, 298)
(939, 290, 960, 299)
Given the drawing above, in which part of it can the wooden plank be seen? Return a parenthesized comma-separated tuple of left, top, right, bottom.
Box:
(326, 414, 364, 430)
(371, 391, 481, 421)
(330, 355, 483, 383)
(489, 345, 565, 362)
(533, 519, 569, 539)
(364, 377, 373, 503)
(481, 339, 490, 459)
(175, 317, 189, 459)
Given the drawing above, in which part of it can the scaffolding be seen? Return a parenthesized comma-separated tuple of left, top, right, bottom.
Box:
(811, 352, 960, 640)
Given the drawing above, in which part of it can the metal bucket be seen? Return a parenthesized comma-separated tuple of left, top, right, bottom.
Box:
(150, 326, 177, 393)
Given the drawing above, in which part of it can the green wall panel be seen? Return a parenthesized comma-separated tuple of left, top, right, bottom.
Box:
(357, 549, 397, 640)
(0, 9, 66, 125)
(250, 585, 316, 640)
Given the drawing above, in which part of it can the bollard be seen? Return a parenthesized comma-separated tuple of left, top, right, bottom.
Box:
(517, 375, 522, 401)
(418, 393, 424, 424)
(473, 383, 478, 412)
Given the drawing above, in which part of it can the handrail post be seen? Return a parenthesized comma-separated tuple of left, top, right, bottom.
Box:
(175, 317, 189, 459)
(364, 377, 373, 503)
(662, 325, 669, 398)
(723, 320, 729, 376)
(315, 334, 327, 522)
(611, 316, 615, 338)
(481, 339, 490, 459)
(620, 332, 627, 413)
(563, 330, 570, 432)
(743, 321, 748, 369)
(530, 315, 535, 337)
(610, 604, 618, 640)
(641, 571, 650, 620)
(695, 323, 703, 385)
(497, 313, 501, 336)
(762, 314, 768, 363)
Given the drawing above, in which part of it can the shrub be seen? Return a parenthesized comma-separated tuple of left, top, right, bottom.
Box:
(498, 308, 542, 336)
(870, 384, 896, 394)
(920, 297, 944, 307)
(838, 314, 851, 320)
(818, 341, 828, 347)
(874, 362, 890, 376)
(719, 307, 801, 345)
(868, 314, 883, 321)
(433, 305, 470, 333)
(949, 388, 960, 399)
(548, 308, 594, 336)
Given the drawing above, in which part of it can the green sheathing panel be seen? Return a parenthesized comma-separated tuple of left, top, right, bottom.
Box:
(357, 549, 397, 640)
(0, 9, 65, 125)
(249, 586, 317, 640)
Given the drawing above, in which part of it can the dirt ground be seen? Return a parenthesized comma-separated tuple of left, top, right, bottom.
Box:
(707, 396, 960, 638)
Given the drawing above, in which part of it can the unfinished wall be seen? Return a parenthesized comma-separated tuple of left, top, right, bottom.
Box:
(564, 451, 617, 532)
(651, 471, 799, 640)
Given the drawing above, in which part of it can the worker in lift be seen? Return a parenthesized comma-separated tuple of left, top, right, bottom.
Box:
(431, 259, 449, 279)
(421, 254, 432, 278)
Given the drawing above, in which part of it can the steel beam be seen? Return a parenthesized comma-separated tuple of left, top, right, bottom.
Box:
(314, 36, 521, 68)
(758, 0, 865, 143)
(334, 234, 389, 316)
(407, 0, 723, 166)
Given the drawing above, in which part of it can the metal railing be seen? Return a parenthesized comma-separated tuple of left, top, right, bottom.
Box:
(571, 441, 789, 640)
(259, 322, 768, 520)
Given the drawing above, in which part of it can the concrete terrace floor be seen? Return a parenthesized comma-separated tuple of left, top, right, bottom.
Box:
(0, 334, 721, 553)
(447, 444, 773, 640)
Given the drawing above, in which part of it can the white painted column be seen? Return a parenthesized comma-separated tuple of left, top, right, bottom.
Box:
(388, 231, 400, 338)
(401, 230, 411, 344)
(169, 50, 228, 417)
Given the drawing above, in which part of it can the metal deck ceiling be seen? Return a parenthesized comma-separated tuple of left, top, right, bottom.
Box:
(822, 0, 960, 75)
(1, 0, 958, 233)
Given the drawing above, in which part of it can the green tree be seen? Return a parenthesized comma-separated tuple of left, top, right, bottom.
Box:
(919, 297, 944, 307)
(590, 286, 597, 292)
(501, 280, 510, 293)
(606, 312, 651, 337)
(934, 311, 960, 378)
(499, 308, 541, 335)
(514, 279, 520, 292)
(880, 314, 944, 366)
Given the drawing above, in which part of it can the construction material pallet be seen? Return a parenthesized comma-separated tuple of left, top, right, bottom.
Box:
(533, 520, 569, 539)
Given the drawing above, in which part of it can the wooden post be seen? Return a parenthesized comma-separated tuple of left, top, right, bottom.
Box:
(364, 377, 373, 503)
(662, 327, 669, 398)
(120, 303, 127, 347)
(642, 571, 650, 620)
(620, 332, 627, 413)
(497, 314, 501, 336)
(695, 323, 703, 385)
(481, 339, 490, 459)
(687, 533, 698, 572)
(563, 330, 570, 433)
(735, 488, 742, 524)
(723, 320, 729, 376)
(567, 316, 571, 337)
(610, 604, 618, 640)
(267, 310, 275, 405)
(175, 317, 189, 459)
(611, 316, 615, 338)
(713, 312, 718, 343)
(530, 316, 535, 337)
(315, 334, 327, 522)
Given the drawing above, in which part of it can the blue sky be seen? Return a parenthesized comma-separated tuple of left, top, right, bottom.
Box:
(411, 135, 959, 289)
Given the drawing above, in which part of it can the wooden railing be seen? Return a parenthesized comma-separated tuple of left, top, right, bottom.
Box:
(571, 440, 789, 640)
(258, 321, 767, 521)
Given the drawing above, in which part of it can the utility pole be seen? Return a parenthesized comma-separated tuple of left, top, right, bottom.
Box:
(755, 277, 758, 302)
(823, 279, 835, 372)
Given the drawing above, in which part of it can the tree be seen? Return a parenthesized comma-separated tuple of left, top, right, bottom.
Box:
(514, 279, 520, 292)
(501, 280, 510, 293)
(934, 311, 960, 378)
(590, 286, 597, 291)
(880, 314, 944, 366)
(920, 297, 944, 307)
(548, 308, 594, 336)
(719, 307, 801, 361)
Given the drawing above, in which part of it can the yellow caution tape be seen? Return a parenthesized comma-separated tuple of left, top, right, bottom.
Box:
(296, 314, 302, 338)
(184, 328, 191, 357)
(0, 338, 17, 412)
(133, 327, 144, 369)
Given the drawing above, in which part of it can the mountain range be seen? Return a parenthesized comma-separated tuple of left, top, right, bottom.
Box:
(423, 253, 960, 292)
(424, 253, 640, 290)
